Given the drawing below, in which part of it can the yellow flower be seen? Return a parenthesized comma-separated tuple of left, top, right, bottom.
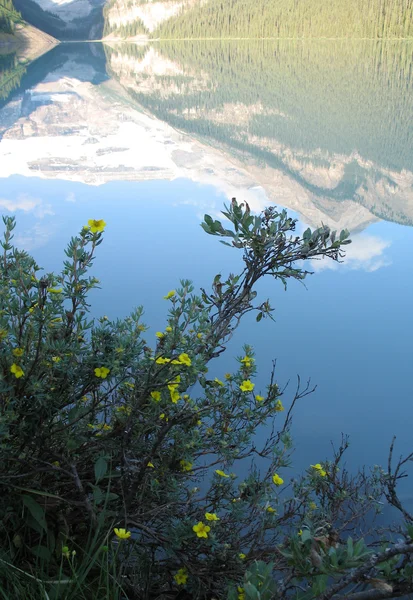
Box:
(52, 461, 60, 467)
(240, 380, 254, 392)
(298, 529, 303, 536)
(164, 290, 176, 300)
(116, 405, 132, 415)
(238, 586, 245, 600)
(275, 400, 285, 412)
(197, 332, 203, 339)
(52, 356, 61, 363)
(266, 506, 276, 513)
(147, 462, 155, 468)
(309, 502, 317, 510)
(113, 528, 131, 540)
(115, 347, 124, 353)
(160, 413, 168, 422)
(0, 329, 8, 340)
(94, 367, 110, 379)
(156, 332, 164, 339)
(272, 473, 284, 486)
(178, 353, 191, 367)
(241, 355, 253, 368)
(174, 568, 188, 585)
(239, 553, 246, 559)
(88, 219, 106, 233)
(170, 389, 180, 404)
(224, 373, 231, 379)
(255, 394, 264, 402)
(192, 522, 210, 538)
(205, 512, 219, 521)
(180, 459, 193, 471)
(12, 348, 24, 357)
(215, 469, 230, 478)
(156, 356, 170, 365)
(48, 287, 62, 294)
(124, 382, 135, 389)
(165, 326, 173, 333)
(102, 424, 112, 431)
(10, 363, 24, 379)
(214, 378, 224, 386)
(151, 391, 161, 402)
(311, 464, 327, 477)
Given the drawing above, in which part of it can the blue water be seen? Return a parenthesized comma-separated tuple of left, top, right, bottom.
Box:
(0, 41, 412, 508)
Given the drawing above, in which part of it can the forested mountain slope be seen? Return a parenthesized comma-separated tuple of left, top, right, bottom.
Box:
(155, 0, 413, 38)
(6, 0, 413, 41)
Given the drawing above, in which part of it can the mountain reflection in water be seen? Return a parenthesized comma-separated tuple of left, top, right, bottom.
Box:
(0, 41, 413, 512)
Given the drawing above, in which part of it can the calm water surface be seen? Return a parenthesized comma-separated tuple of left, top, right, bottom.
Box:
(0, 41, 413, 506)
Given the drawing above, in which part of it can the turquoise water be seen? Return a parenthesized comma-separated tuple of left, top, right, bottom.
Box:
(0, 41, 412, 504)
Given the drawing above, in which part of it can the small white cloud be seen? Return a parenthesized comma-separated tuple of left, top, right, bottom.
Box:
(14, 222, 54, 251)
(311, 233, 391, 273)
(0, 194, 40, 213)
(0, 194, 53, 218)
(65, 192, 76, 203)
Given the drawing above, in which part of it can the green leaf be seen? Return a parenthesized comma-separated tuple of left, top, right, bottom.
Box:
(300, 529, 312, 543)
(256, 312, 263, 322)
(227, 588, 238, 600)
(347, 537, 354, 558)
(31, 545, 52, 561)
(94, 456, 108, 483)
(23, 495, 47, 533)
(244, 582, 260, 600)
(92, 486, 104, 505)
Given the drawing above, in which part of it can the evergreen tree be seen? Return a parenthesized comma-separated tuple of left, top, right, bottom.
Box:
(0, 0, 21, 34)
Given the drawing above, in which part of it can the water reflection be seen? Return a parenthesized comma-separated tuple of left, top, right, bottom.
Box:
(105, 40, 413, 228)
(0, 41, 413, 491)
(0, 49, 26, 101)
(1, 41, 413, 235)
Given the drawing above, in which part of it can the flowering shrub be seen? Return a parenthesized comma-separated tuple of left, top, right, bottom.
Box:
(0, 200, 412, 600)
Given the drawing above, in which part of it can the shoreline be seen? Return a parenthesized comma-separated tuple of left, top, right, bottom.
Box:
(0, 24, 58, 62)
(63, 35, 413, 44)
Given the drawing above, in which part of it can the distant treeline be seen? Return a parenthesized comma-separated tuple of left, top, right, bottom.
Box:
(0, 0, 21, 34)
(155, 0, 413, 39)
(103, 17, 148, 38)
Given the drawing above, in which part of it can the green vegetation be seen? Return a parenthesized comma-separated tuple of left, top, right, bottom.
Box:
(102, 0, 148, 38)
(0, 0, 21, 34)
(2, 204, 413, 599)
(103, 17, 148, 38)
(155, 0, 413, 39)
(0, 51, 26, 100)
(107, 40, 413, 225)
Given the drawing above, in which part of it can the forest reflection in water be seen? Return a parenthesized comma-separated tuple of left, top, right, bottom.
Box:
(0, 40, 413, 506)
